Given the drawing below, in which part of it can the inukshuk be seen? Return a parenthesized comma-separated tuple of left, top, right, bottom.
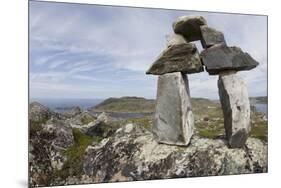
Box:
(146, 15, 259, 148)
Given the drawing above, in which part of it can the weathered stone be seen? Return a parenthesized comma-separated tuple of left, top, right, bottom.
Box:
(173, 15, 207, 42)
(43, 118, 74, 149)
(153, 72, 194, 146)
(200, 44, 259, 75)
(218, 72, 251, 148)
(165, 33, 187, 47)
(62, 106, 82, 118)
(83, 124, 267, 183)
(146, 43, 203, 75)
(29, 101, 54, 123)
(200, 25, 226, 48)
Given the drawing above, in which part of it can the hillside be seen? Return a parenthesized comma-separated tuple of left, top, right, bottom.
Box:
(89, 96, 155, 113)
(250, 96, 268, 104)
(90, 96, 223, 114)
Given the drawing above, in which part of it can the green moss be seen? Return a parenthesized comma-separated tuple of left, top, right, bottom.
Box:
(128, 117, 152, 130)
(91, 97, 155, 113)
(250, 121, 268, 142)
(80, 116, 96, 125)
(198, 129, 221, 139)
(55, 128, 102, 178)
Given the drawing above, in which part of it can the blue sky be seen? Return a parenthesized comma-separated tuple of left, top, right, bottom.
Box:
(29, 1, 267, 99)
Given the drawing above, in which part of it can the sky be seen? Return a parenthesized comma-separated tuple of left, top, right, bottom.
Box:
(29, 1, 267, 100)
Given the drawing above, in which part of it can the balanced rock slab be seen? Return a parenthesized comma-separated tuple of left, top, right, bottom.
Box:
(153, 72, 194, 146)
(218, 72, 251, 148)
(200, 25, 226, 48)
(200, 44, 259, 75)
(165, 33, 187, 47)
(173, 15, 207, 42)
(146, 43, 203, 75)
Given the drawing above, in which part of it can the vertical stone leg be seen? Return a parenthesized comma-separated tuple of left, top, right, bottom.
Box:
(218, 71, 251, 148)
(152, 72, 194, 146)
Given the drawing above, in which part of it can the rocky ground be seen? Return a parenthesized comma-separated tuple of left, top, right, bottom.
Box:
(29, 97, 268, 187)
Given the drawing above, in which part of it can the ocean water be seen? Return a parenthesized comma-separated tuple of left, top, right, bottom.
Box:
(30, 98, 103, 111)
(255, 103, 268, 117)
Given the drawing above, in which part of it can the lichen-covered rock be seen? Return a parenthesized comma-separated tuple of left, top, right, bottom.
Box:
(146, 43, 203, 75)
(200, 25, 226, 48)
(29, 118, 74, 187)
(218, 72, 251, 148)
(29, 102, 54, 123)
(173, 15, 207, 42)
(96, 112, 111, 123)
(68, 111, 97, 127)
(62, 106, 82, 118)
(200, 44, 259, 75)
(83, 124, 267, 183)
(153, 72, 194, 146)
(43, 118, 74, 149)
(85, 121, 116, 138)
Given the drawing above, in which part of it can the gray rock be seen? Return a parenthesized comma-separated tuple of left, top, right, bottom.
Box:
(173, 15, 207, 42)
(200, 44, 259, 75)
(153, 72, 194, 146)
(85, 121, 113, 137)
(97, 112, 111, 123)
(29, 118, 74, 187)
(43, 118, 74, 149)
(200, 25, 226, 48)
(146, 43, 203, 75)
(62, 106, 82, 118)
(165, 33, 187, 47)
(83, 124, 267, 183)
(68, 111, 96, 126)
(218, 72, 251, 148)
(29, 102, 53, 123)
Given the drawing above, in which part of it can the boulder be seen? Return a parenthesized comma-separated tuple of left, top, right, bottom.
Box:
(85, 121, 115, 138)
(62, 106, 82, 118)
(173, 15, 207, 42)
(83, 124, 267, 183)
(43, 118, 74, 149)
(165, 33, 187, 47)
(29, 118, 74, 187)
(200, 44, 259, 75)
(97, 112, 111, 123)
(146, 43, 203, 75)
(153, 72, 194, 146)
(200, 25, 226, 48)
(29, 102, 54, 123)
(218, 72, 251, 148)
(68, 111, 96, 126)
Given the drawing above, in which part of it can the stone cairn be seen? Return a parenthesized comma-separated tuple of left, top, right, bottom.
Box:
(146, 16, 259, 148)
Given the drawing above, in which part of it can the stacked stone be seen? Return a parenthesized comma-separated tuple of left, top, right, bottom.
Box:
(146, 15, 259, 148)
(146, 16, 206, 146)
(199, 20, 259, 148)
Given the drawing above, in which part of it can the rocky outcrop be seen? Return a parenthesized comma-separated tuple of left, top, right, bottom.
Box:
(43, 118, 74, 149)
(68, 111, 96, 127)
(200, 44, 259, 75)
(29, 117, 75, 187)
(173, 15, 207, 42)
(153, 72, 194, 146)
(29, 101, 54, 123)
(218, 72, 251, 148)
(146, 43, 203, 75)
(83, 124, 267, 183)
(62, 106, 82, 118)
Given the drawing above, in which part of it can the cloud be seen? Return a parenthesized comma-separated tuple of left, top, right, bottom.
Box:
(29, 1, 267, 99)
